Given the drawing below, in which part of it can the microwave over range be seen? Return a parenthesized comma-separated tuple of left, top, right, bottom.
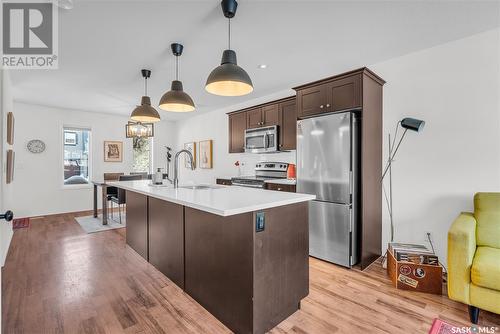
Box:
(244, 125, 278, 153)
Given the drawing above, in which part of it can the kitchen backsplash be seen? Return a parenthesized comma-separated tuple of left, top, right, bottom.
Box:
(231, 151, 297, 176)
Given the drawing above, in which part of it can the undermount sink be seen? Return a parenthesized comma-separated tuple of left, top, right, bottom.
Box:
(179, 184, 222, 190)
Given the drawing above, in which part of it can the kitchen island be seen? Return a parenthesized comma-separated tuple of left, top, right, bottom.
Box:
(109, 180, 315, 334)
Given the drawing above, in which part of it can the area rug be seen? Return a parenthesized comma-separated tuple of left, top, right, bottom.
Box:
(13, 217, 30, 229)
(429, 318, 462, 334)
(75, 214, 126, 234)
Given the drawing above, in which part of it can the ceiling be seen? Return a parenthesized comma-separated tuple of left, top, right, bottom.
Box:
(10, 0, 500, 121)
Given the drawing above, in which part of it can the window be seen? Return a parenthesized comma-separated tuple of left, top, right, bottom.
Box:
(132, 137, 152, 173)
(63, 127, 91, 185)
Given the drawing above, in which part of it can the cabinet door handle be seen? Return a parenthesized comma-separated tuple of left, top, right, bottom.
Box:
(326, 104, 330, 108)
(277, 187, 282, 191)
(319, 105, 324, 109)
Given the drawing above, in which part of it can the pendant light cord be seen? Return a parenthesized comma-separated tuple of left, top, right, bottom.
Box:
(144, 76, 147, 96)
(176, 55, 179, 81)
(228, 18, 231, 50)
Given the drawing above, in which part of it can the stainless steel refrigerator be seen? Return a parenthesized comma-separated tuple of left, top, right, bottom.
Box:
(297, 112, 359, 267)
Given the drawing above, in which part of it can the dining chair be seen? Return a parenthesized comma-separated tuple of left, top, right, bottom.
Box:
(109, 174, 143, 224)
(103, 173, 124, 220)
(130, 172, 148, 179)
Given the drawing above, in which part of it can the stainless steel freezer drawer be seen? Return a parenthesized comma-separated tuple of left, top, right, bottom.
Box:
(309, 200, 353, 267)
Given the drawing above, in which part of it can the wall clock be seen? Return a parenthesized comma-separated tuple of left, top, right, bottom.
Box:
(27, 139, 46, 153)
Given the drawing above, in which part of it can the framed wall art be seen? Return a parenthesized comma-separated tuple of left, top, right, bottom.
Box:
(184, 142, 196, 168)
(104, 141, 123, 162)
(7, 112, 14, 145)
(199, 140, 213, 169)
(6, 149, 15, 184)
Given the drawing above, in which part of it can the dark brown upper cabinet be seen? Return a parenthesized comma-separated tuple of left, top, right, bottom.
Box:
(279, 98, 297, 150)
(227, 96, 296, 153)
(326, 74, 361, 112)
(296, 85, 328, 118)
(295, 70, 363, 118)
(228, 111, 247, 153)
(246, 108, 263, 128)
(262, 104, 280, 126)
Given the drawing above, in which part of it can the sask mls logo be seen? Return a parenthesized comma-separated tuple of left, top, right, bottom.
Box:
(2, 0, 58, 69)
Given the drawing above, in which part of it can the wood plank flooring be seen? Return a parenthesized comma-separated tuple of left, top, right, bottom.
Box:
(2, 212, 499, 333)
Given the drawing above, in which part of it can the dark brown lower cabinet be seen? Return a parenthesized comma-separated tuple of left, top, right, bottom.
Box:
(148, 197, 185, 289)
(125, 191, 148, 260)
(124, 190, 309, 334)
(265, 182, 296, 192)
(216, 178, 232, 186)
(184, 202, 308, 334)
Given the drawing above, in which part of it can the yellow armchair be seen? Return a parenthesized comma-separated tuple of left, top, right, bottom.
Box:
(448, 193, 500, 324)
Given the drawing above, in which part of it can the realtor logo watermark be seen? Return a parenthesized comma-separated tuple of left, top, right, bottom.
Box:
(1, 0, 58, 69)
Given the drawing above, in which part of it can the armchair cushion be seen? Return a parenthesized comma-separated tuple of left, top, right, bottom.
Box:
(474, 193, 500, 248)
(471, 246, 500, 291)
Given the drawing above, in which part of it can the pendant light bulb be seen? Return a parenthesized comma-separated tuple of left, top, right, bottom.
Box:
(205, 0, 253, 97)
(159, 43, 196, 112)
(130, 69, 161, 123)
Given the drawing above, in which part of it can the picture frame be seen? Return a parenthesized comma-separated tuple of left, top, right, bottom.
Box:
(7, 112, 14, 145)
(6, 149, 15, 184)
(183, 142, 196, 168)
(198, 140, 213, 169)
(64, 131, 78, 146)
(104, 141, 123, 162)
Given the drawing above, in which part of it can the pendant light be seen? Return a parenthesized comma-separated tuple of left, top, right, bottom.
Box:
(125, 121, 154, 138)
(130, 69, 161, 123)
(159, 43, 195, 112)
(205, 0, 253, 96)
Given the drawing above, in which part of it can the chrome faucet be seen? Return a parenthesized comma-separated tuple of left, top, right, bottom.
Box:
(173, 149, 195, 188)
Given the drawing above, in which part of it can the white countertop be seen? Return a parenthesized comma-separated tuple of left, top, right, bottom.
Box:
(108, 180, 315, 217)
(263, 179, 297, 185)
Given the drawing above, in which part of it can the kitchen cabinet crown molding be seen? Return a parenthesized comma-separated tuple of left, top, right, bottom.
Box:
(292, 67, 385, 91)
(226, 96, 295, 115)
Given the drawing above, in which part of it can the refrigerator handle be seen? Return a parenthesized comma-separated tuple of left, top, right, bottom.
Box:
(349, 170, 353, 195)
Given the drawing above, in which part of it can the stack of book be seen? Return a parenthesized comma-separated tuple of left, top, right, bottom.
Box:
(388, 242, 439, 265)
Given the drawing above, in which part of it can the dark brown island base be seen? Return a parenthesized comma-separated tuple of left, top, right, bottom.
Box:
(123, 188, 310, 334)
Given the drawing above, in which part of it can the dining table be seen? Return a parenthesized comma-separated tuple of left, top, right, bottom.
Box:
(91, 180, 109, 225)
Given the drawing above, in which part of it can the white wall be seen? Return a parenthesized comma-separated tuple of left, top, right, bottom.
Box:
(174, 29, 500, 268)
(371, 28, 500, 267)
(1, 69, 15, 331)
(175, 90, 297, 184)
(10, 102, 176, 218)
(1, 70, 14, 266)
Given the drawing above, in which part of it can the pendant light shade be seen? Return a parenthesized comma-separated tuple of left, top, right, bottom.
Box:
(205, 0, 253, 96)
(159, 80, 195, 112)
(130, 69, 161, 123)
(159, 43, 195, 112)
(205, 49, 253, 96)
(131, 96, 161, 122)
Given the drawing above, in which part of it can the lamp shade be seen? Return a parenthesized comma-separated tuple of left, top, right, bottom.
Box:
(401, 117, 425, 132)
(205, 49, 253, 96)
(159, 80, 195, 112)
(131, 96, 161, 123)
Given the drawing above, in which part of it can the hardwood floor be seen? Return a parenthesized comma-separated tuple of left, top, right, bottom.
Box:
(2, 212, 499, 333)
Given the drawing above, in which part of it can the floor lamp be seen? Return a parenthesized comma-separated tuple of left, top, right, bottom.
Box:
(381, 117, 425, 266)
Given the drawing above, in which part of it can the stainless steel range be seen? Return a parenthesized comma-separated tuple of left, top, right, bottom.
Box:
(231, 162, 288, 188)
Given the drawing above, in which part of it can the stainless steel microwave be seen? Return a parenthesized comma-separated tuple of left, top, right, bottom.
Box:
(244, 125, 278, 153)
